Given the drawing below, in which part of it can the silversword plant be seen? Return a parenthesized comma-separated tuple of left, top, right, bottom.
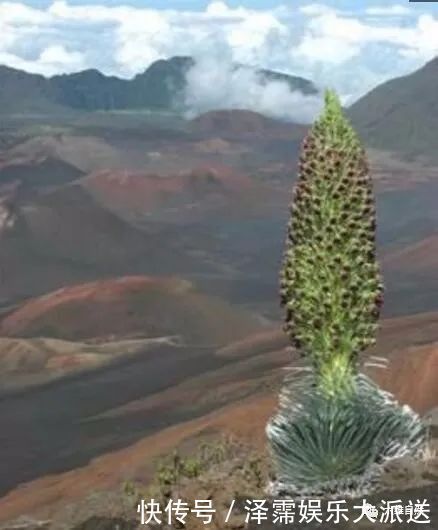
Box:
(267, 90, 426, 496)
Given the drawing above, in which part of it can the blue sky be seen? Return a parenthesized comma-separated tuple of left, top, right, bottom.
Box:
(0, 0, 437, 121)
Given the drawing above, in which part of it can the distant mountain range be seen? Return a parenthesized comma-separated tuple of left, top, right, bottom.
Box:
(348, 56, 438, 160)
(1, 55, 437, 160)
(0, 56, 317, 115)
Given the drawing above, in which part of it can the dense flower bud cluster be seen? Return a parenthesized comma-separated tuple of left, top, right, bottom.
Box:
(280, 90, 383, 385)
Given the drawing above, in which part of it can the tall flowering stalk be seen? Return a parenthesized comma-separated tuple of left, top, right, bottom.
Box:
(267, 90, 425, 496)
(280, 90, 383, 396)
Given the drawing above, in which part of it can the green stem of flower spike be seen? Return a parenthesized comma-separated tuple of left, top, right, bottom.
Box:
(318, 354, 354, 398)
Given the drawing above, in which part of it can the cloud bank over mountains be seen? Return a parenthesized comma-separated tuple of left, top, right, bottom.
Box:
(183, 55, 323, 123)
(0, 0, 437, 115)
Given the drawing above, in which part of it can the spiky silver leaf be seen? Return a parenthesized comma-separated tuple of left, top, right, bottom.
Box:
(266, 373, 426, 498)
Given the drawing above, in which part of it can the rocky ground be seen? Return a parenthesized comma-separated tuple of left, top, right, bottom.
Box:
(2, 417, 436, 530)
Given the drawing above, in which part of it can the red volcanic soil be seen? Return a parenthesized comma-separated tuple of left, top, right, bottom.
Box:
(83, 165, 252, 204)
(0, 394, 276, 523)
(0, 312, 437, 521)
(0, 335, 436, 521)
(0, 134, 123, 173)
(0, 276, 263, 345)
(214, 311, 438, 415)
(80, 164, 271, 220)
(190, 109, 307, 139)
(382, 234, 438, 277)
(369, 343, 438, 414)
(0, 155, 84, 199)
(217, 328, 288, 359)
(376, 310, 438, 349)
(0, 182, 213, 303)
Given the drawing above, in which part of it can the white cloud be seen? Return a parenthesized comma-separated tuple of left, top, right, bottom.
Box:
(0, 0, 436, 112)
(183, 55, 323, 123)
(293, 35, 360, 65)
(0, 44, 85, 76)
(39, 45, 85, 75)
(205, 1, 246, 18)
(293, 10, 438, 66)
(228, 13, 286, 56)
(0, 1, 49, 24)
